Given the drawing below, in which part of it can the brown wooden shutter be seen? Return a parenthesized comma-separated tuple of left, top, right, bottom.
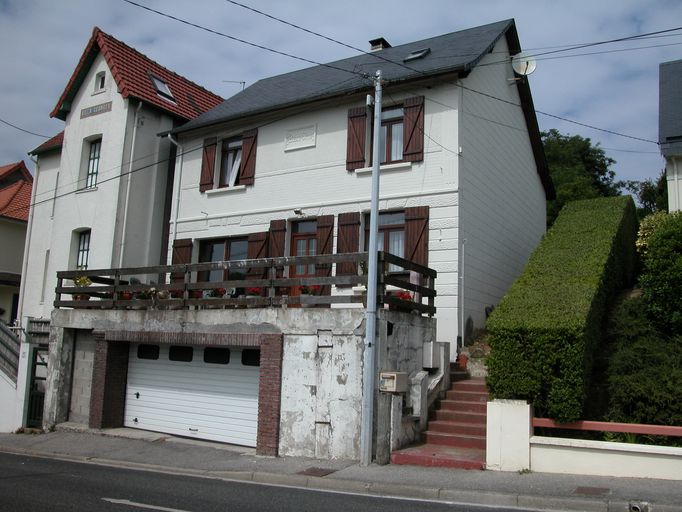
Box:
(404, 206, 429, 267)
(346, 107, 367, 171)
(200, 138, 217, 192)
(269, 219, 287, 279)
(316, 215, 334, 298)
(238, 129, 257, 186)
(246, 231, 269, 291)
(171, 238, 192, 283)
(403, 96, 425, 162)
(336, 212, 360, 286)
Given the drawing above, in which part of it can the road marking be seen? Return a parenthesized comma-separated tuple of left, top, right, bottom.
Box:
(102, 498, 193, 512)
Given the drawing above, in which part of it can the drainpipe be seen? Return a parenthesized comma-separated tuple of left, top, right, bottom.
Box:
(118, 100, 143, 268)
(17, 155, 40, 328)
(167, 133, 182, 261)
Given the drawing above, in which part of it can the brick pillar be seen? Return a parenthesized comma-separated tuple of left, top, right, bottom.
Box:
(89, 333, 130, 429)
(256, 333, 283, 456)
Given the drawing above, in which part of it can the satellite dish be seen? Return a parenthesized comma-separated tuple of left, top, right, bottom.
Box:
(511, 52, 537, 76)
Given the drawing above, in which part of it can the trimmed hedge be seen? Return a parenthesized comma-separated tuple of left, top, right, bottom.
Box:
(486, 196, 638, 422)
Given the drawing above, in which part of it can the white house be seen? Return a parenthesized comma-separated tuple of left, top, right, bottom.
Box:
(11, 27, 222, 431)
(169, 18, 553, 355)
(659, 58, 682, 211)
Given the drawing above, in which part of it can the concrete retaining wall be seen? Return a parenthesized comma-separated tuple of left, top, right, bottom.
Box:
(0, 370, 17, 432)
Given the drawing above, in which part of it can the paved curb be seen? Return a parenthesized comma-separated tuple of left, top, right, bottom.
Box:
(1, 445, 679, 512)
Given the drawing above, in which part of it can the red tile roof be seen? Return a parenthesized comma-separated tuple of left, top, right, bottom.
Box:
(0, 161, 33, 222)
(51, 27, 223, 122)
(29, 131, 64, 156)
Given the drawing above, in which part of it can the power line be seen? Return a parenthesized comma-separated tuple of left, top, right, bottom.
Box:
(0, 116, 50, 139)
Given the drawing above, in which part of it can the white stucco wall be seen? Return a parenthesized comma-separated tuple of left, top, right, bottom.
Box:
(0, 219, 26, 275)
(666, 155, 681, 212)
(173, 83, 461, 350)
(459, 36, 547, 337)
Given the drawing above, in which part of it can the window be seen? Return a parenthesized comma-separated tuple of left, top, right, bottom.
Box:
(241, 349, 260, 367)
(379, 107, 404, 164)
(137, 344, 160, 360)
(94, 71, 106, 92)
(291, 221, 317, 276)
(76, 230, 91, 270)
(199, 237, 248, 285)
(219, 139, 242, 187)
(151, 75, 174, 102)
(204, 347, 230, 365)
(169, 345, 193, 362)
(365, 211, 405, 272)
(85, 139, 101, 188)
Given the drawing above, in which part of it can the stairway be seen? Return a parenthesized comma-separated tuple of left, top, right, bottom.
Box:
(390, 369, 488, 469)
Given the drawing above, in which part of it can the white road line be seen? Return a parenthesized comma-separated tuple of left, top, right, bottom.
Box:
(102, 498, 194, 512)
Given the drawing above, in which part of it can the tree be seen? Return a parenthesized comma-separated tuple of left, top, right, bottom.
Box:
(542, 129, 621, 226)
(624, 169, 668, 218)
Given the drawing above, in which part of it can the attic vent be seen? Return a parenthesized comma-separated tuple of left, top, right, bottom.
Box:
(369, 37, 392, 52)
(150, 75, 175, 103)
(403, 48, 431, 62)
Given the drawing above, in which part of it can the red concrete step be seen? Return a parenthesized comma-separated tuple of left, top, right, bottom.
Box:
(438, 399, 487, 414)
(452, 378, 488, 393)
(432, 409, 487, 424)
(424, 431, 486, 449)
(427, 420, 486, 437)
(391, 443, 485, 470)
(450, 369, 470, 382)
(445, 389, 489, 402)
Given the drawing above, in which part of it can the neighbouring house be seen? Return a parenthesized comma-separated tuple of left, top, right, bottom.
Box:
(0, 160, 32, 432)
(18, 19, 553, 463)
(11, 27, 223, 431)
(660, 58, 682, 212)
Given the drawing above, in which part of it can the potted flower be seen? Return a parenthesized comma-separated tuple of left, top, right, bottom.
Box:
(299, 284, 321, 295)
(389, 290, 414, 312)
(246, 287, 262, 296)
(72, 275, 92, 301)
(208, 287, 226, 298)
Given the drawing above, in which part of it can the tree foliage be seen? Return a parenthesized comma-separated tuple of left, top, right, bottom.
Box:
(542, 129, 621, 226)
(624, 169, 668, 218)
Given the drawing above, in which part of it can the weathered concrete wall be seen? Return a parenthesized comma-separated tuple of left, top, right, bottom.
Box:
(49, 307, 436, 460)
(68, 332, 95, 424)
(43, 326, 76, 429)
(0, 370, 17, 432)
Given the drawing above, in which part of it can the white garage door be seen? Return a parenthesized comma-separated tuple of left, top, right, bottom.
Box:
(124, 343, 260, 447)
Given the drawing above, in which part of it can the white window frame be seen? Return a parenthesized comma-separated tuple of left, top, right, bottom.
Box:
(218, 139, 243, 188)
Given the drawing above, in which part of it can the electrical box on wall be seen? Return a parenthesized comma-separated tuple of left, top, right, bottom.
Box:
(379, 372, 408, 393)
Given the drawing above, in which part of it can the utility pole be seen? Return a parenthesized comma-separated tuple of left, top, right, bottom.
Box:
(360, 70, 382, 466)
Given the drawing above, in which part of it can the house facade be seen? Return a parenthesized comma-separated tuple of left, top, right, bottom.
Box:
(14, 19, 552, 462)
(12, 27, 222, 430)
(659, 58, 682, 212)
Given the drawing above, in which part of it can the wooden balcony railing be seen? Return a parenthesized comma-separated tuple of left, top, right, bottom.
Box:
(55, 252, 437, 316)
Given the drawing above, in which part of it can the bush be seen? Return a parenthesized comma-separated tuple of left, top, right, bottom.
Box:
(605, 297, 682, 430)
(486, 196, 638, 422)
(639, 212, 682, 333)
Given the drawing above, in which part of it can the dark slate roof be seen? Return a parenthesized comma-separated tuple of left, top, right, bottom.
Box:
(51, 27, 223, 122)
(659, 59, 682, 157)
(175, 19, 515, 134)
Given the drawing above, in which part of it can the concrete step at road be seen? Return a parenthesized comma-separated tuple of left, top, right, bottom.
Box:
(438, 399, 487, 414)
(427, 420, 486, 437)
(423, 431, 486, 449)
(431, 409, 487, 424)
(390, 443, 485, 470)
(445, 389, 489, 402)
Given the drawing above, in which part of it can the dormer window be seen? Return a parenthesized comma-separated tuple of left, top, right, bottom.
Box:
(94, 71, 106, 92)
(151, 75, 174, 102)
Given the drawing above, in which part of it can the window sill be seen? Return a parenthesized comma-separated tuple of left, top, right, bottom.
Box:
(76, 186, 98, 194)
(354, 161, 412, 175)
(205, 185, 247, 196)
(91, 89, 106, 96)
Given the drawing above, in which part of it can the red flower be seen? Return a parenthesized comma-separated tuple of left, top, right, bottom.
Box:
(246, 287, 261, 296)
(394, 291, 412, 301)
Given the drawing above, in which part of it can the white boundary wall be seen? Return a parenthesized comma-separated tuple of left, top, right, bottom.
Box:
(487, 399, 682, 481)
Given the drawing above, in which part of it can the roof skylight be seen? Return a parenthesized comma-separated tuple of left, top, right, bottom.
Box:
(151, 75, 174, 102)
(403, 48, 431, 62)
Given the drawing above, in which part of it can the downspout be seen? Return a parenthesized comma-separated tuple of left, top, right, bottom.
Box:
(18, 156, 40, 327)
(167, 133, 182, 260)
(118, 100, 143, 268)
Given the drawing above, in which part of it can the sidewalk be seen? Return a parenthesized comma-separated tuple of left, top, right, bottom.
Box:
(0, 425, 680, 511)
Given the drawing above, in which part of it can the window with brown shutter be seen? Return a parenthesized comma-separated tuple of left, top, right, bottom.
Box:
(171, 238, 192, 283)
(238, 129, 257, 186)
(403, 96, 425, 162)
(246, 231, 269, 291)
(199, 138, 217, 192)
(404, 206, 429, 267)
(336, 212, 360, 286)
(316, 216, 334, 299)
(346, 107, 367, 171)
(269, 219, 287, 279)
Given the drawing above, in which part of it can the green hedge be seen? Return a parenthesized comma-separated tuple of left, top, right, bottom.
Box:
(486, 196, 638, 422)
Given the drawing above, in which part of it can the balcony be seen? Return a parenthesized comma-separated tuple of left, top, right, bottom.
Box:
(55, 252, 437, 316)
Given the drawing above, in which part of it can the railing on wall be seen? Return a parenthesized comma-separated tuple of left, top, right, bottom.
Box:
(0, 322, 20, 382)
(533, 418, 682, 438)
(54, 252, 437, 316)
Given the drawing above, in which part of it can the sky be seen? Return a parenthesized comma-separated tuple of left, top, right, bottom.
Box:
(1, 0, 681, 185)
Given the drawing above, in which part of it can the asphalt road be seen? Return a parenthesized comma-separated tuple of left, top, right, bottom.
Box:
(0, 452, 542, 512)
